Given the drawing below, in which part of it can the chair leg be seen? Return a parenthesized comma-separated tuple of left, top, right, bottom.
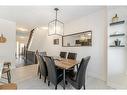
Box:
(48, 81, 50, 86)
(84, 84, 85, 90)
(37, 66, 40, 75)
(44, 76, 46, 83)
(55, 85, 57, 90)
(76, 64, 78, 71)
(39, 73, 41, 79)
(9, 71, 11, 82)
(65, 81, 68, 85)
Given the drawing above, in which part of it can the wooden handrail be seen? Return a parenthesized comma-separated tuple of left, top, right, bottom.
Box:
(26, 28, 35, 49)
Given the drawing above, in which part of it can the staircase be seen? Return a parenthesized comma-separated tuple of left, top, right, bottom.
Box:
(26, 28, 35, 49)
(23, 28, 36, 64)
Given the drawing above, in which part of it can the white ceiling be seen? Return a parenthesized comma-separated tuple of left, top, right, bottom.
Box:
(0, 6, 105, 32)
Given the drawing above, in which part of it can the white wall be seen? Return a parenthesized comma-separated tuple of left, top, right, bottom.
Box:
(29, 8, 107, 81)
(107, 7, 127, 88)
(63, 8, 107, 81)
(29, 27, 62, 56)
(0, 19, 16, 68)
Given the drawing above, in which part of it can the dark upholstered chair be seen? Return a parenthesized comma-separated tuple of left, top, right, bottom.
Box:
(66, 52, 77, 76)
(44, 56, 63, 89)
(66, 56, 90, 89)
(67, 52, 77, 60)
(35, 51, 39, 75)
(36, 51, 47, 75)
(36, 54, 48, 83)
(39, 52, 47, 57)
(35, 51, 48, 82)
(2, 68, 11, 83)
(60, 52, 67, 58)
(2, 62, 11, 83)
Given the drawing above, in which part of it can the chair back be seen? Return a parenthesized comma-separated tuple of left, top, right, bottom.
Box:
(35, 50, 39, 64)
(39, 52, 47, 62)
(67, 52, 77, 60)
(76, 56, 90, 89)
(60, 52, 67, 58)
(44, 56, 57, 85)
(39, 52, 47, 57)
(37, 54, 48, 76)
(35, 51, 47, 63)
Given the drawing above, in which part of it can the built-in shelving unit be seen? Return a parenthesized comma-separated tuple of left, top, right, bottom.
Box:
(109, 45, 125, 47)
(107, 8, 127, 89)
(110, 33, 125, 37)
(110, 20, 125, 26)
(109, 20, 126, 48)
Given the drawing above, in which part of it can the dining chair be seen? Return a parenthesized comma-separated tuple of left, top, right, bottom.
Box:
(35, 51, 39, 75)
(39, 52, 47, 63)
(36, 54, 48, 83)
(35, 50, 42, 64)
(2, 68, 11, 83)
(36, 50, 47, 75)
(35, 51, 48, 80)
(4, 62, 11, 68)
(67, 52, 77, 60)
(67, 52, 77, 76)
(39, 52, 47, 57)
(60, 52, 67, 58)
(66, 56, 90, 89)
(44, 56, 63, 89)
(1, 62, 11, 83)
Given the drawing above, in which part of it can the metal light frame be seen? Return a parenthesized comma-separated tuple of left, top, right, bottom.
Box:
(48, 8, 64, 36)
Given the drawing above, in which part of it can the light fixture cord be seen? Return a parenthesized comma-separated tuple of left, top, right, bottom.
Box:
(55, 8, 59, 20)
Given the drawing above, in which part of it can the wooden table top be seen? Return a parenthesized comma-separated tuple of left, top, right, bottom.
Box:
(0, 83, 17, 90)
(55, 58, 79, 69)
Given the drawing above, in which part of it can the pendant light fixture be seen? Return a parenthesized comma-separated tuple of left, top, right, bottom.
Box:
(48, 8, 64, 36)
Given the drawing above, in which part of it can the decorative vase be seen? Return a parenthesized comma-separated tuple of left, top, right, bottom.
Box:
(114, 39, 121, 46)
(112, 14, 119, 22)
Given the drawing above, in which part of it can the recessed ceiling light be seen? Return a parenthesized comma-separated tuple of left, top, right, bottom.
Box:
(17, 27, 28, 32)
(42, 27, 48, 30)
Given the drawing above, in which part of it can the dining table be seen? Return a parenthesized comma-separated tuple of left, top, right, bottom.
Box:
(0, 83, 17, 90)
(54, 57, 79, 89)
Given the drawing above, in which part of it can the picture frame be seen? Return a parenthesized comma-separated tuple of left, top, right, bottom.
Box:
(53, 39, 59, 45)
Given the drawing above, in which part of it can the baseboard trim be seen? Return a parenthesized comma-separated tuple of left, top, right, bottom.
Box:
(87, 71, 106, 81)
(107, 81, 127, 89)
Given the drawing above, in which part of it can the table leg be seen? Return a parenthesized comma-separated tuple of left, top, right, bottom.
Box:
(63, 69, 65, 89)
(76, 64, 78, 71)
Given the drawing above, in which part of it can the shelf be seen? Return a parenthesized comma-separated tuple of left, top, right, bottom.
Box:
(110, 33, 125, 37)
(109, 45, 125, 47)
(110, 20, 125, 26)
